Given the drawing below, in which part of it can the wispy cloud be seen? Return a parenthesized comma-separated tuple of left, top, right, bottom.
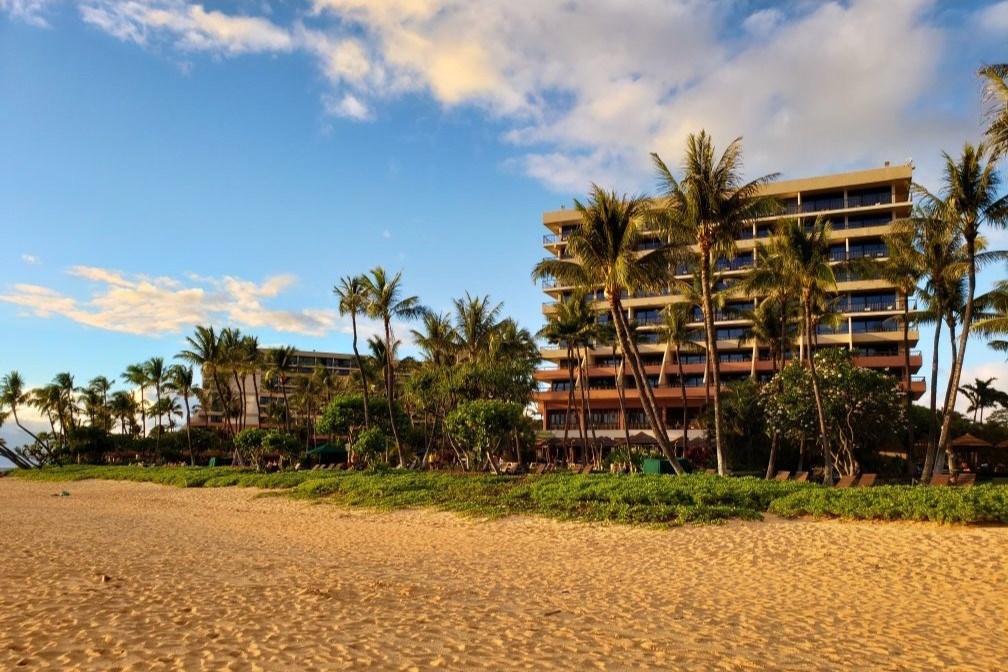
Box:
(4, 1, 1001, 192)
(20, 254, 40, 265)
(0, 0, 49, 27)
(0, 266, 337, 337)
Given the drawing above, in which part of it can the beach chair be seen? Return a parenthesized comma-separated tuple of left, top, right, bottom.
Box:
(835, 474, 858, 488)
(531, 463, 546, 475)
(580, 463, 594, 475)
(954, 473, 976, 487)
(792, 472, 810, 483)
(856, 473, 877, 487)
(929, 473, 951, 486)
(774, 470, 791, 481)
(705, 468, 717, 474)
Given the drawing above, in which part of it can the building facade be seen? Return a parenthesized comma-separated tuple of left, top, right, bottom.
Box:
(195, 350, 358, 430)
(534, 164, 925, 440)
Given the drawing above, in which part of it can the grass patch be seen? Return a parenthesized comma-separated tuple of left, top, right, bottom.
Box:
(10, 466, 1008, 526)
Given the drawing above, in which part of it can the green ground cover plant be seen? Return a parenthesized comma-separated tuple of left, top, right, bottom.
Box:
(11, 466, 1008, 526)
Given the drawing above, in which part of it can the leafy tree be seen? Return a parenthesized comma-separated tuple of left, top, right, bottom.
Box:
(234, 428, 300, 471)
(651, 132, 779, 474)
(317, 394, 410, 462)
(445, 399, 524, 473)
(352, 427, 387, 464)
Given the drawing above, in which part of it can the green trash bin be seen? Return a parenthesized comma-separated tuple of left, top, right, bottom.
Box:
(642, 458, 676, 474)
(209, 457, 217, 467)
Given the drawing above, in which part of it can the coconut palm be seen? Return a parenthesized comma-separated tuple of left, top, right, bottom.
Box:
(453, 293, 504, 361)
(167, 364, 199, 465)
(177, 326, 231, 438)
(959, 377, 1008, 424)
(759, 216, 839, 483)
(975, 279, 1008, 354)
(658, 302, 703, 456)
(263, 346, 296, 432)
(121, 363, 149, 437)
(532, 185, 686, 473)
(0, 371, 49, 451)
(921, 143, 1008, 473)
(411, 310, 458, 367)
(651, 132, 779, 474)
(980, 64, 1008, 158)
(144, 357, 167, 453)
(334, 274, 373, 429)
(363, 266, 425, 467)
(109, 390, 139, 436)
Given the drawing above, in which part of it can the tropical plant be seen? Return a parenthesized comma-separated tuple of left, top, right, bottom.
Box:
(958, 377, 1008, 424)
(453, 292, 504, 361)
(0, 371, 49, 454)
(444, 399, 525, 473)
(919, 143, 1008, 473)
(144, 357, 167, 453)
(974, 279, 1008, 354)
(659, 302, 702, 455)
(651, 132, 779, 474)
(334, 274, 373, 429)
(167, 364, 199, 465)
(980, 63, 1008, 158)
(532, 185, 686, 473)
(263, 346, 296, 432)
(363, 266, 425, 467)
(177, 326, 232, 437)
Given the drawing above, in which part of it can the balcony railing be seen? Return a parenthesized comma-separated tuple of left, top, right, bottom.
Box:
(543, 233, 570, 245)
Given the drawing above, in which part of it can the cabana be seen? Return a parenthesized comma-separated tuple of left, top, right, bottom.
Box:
(950, 433, 993, 472)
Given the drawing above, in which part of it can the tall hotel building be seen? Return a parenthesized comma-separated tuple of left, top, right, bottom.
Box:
(534, 164, 925, 439)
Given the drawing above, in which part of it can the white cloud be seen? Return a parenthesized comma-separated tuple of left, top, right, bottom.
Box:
(3, 0, 1000, 193)
(0, 0, 49, 27)
(20, 254, 39, 265)
(0, 266, 337, 337)
(382, 229, 391, 239)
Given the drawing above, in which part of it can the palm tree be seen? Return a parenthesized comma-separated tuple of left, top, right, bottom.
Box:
(651, 132, 779, 474)
(87, 375, 113, 431)
(363, 266, 425, 467)
(109, 390, 138, 436)
(975, 279, 1008, 355)
(121, 363, 149, 438)
(0, 371, 49, 451)
(532, 185, 686, 473)
(167, 364, 199, 465)
(921, 143, 1008, 473)
(594, 319, 633, 454)
(334, 274, 373, 429)
(218, 328, 249, 431)
(980, 64, 1008, 158)
(659, 302, 702, 457)
(538, 297, 594, 461)
(411, 311, 459, 367)
(144, 357, 167, 454)
(177, 326, 231, 437)
(959, 377, 1007, 424)
(453, 293, 504, 361)
(760, 216, 839, 483)
(263, 346, 296, 432)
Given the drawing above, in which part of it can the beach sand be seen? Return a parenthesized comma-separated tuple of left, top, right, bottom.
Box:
(1, 478, 1005, 671)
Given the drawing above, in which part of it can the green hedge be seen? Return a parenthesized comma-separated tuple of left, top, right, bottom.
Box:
(11, 466, 1008, 526)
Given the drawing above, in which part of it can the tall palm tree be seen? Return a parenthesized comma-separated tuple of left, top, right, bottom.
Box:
(974, 279, 1008, 355)
(761, 216, 839, 483)
(334, 274, 373, 429)
(0, 371, 49, 451)
(122, 363, 149, 438)
(959, 377, 1007, 424)
(453, 293, 504, 361)
(921, 143, 1008, 473)
(263, 346, 296, 432)
(659, 302, 702, 457)
(177, 326, 231, 437)
(109, 390, 138, 436)
(594, 319, 633, 453)
(538, 297, 594, 460)
(363, 266, 425, 467)
(411, 310, 458, 367)
(144, 357, 167, 454)
(87, 375, 113, 431)
(218, 328, 249, 432)
(167, 364, 199, 465)
(980, 64, 1008, 158)
(651, 132, 779, 474)
(532, 185, 686, 473)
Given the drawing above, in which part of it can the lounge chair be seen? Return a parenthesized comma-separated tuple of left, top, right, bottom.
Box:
(792, 471, 809, 483)
(954, 473, 976, 487)
(531, 463, 546, 475)
(774, 470, 791, 481)
(580, 463, 594, 475)
(705, 468, 717, 474)
(856, 473, 877, 487)
(835, 475, 858, 488)
(929, 474, 951, 486)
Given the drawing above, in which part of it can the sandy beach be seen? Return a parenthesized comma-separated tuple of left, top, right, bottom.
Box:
(1, 479, 1005, 671)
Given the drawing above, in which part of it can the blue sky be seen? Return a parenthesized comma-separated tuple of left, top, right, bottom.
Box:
(1, 0, 1007, 452)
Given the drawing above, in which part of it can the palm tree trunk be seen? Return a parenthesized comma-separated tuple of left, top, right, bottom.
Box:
(613, 345, 632, 453)
(349, 312, 371, 429)
(937, 243, 977, 477)
(901, 303, 914, 476)
(609, 295, 683, 474)
(922, 319, 943, 482)
(699, 253, 726, 474)
(563, 344, 575, 464)
(580, 346, 600, 465)
(576, 346, 589, 461)
(383, 319, 405, 467)
(676, 345, 688, 458)
(183, 397, 194, 466)
(11, 407, 49, 451)
(765, 430, 781, 479)
(805, 304, 834, 485)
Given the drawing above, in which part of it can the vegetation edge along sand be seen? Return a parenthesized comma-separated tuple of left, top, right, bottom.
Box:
(10, 466, 1008, 526)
